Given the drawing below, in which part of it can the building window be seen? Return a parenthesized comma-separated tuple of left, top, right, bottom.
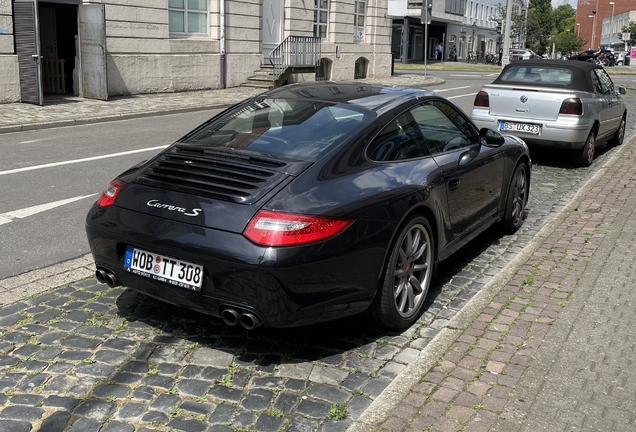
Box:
(354, 0, 366, 42)
(354, 57, 368, 79)
(314, 0, 329, 38)
(169, 0, 208, 35)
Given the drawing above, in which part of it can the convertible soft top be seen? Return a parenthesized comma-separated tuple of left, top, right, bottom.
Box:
(493, 59, 601, 92)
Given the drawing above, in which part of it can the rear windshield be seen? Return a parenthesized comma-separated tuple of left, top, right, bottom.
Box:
(498, 66, 573, 85)
(181, 98, 374, 161)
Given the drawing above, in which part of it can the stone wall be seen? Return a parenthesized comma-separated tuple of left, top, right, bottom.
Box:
(0, 0, 19, 103)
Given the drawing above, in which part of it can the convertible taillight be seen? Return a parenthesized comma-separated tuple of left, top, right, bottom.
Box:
(474, 91, 490, 107)
(97, 179, 125, 208)
(244, 210, 353, 246)
(559, 98, 583, 115)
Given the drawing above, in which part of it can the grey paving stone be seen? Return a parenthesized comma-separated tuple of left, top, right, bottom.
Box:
(157, 362, 182, 375)
(92, 384, 130, 400)
(34, 346, 63, 361)
(251, 377, 286, 389)
(150, 394, 181, 414)
(73, 362, 115, 378)
(38, 410, 72, 432)
(12, 345, 42, 359)
(319, 420, 352, 432)
(241, 388, 274, 411)
(38, 332, 68, 345)
(207, 385, 243, 403)
(206, 425, 233, 432)
(63, 311, 92, 322)
(66, 417, 102, 432)
(93, 350, 128, 364)
(177, 379, 212, 397)
(286, 416, 319, 432)
(347, 395, 372, 420)
(110, 372, 142, 386)
(179, 400, 215, 416)
(232, 369, 252, 388)
(295, 399, 331, 418)
(130, 386, 156, 402)
(208, 403, 235, 424)
(140, 410, 168, 424)
(253, 413, 287, 431)
(73, 400, 116, 420)
(361, 377, 391, 398)
(186, 347, 234, 367)
(0, 394, 7, 406)
(142, 374, 174, 390)
(113, 402, 147, 422)
(0, 405, 44, 421)
(101, 338, 137, 351)
(101, 421, 134, 432)
(9, 394, 44, 406)
(339, 373, 369, 391)
(232, 410, 257, 428)
(307, 384, 352, 403)
(379, 361, 407, 379)
(43, 395, 79, 410)
(0, 420, 32, 432)
(119, 360, 148, 374)
(56, 350, 91, 362)
(16, 374, 50, 392)
(167, 417, 208, 432)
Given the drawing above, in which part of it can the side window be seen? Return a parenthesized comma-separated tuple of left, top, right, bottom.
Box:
(594, 69, 615, 95)
(410, 100, 474, 155)
(367, 112, 427, 162)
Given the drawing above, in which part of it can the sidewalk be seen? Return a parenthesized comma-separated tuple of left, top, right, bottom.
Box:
(0, 73, 444, 134)
(351, 134, 636, 431)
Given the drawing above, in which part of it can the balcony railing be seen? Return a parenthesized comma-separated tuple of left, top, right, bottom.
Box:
(269, 36, 321, 82)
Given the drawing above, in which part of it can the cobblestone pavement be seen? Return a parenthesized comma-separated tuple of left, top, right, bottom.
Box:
(371, 133, 636, 432)
(0, 81, 635, 432)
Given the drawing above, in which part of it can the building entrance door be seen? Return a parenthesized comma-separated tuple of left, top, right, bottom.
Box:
(14, 0, 43, 105)
(262, 0, 284, 60)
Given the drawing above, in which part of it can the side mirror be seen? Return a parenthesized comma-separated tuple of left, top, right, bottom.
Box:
(617, 86, 627, 95)
(479, 128, 505, 147)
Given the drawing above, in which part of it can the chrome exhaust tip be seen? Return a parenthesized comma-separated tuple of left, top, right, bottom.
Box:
(104, 272, 120, 288)
(95, 269, 107, 284)
(220, 308, 240, 326)
(239, 312, 262, 330)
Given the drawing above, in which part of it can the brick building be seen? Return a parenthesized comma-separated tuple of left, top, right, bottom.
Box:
(575, 0, 633, 50)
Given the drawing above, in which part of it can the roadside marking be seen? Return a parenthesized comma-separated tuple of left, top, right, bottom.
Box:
(0, 145, 168, 177)
(434, 86, 472, 92)
(0, 194, 98, 225)
(448, 93, 477, 99)
(19, 139, 46, 144)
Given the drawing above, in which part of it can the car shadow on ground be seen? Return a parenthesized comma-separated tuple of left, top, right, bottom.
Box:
(528, 142, 614, 168)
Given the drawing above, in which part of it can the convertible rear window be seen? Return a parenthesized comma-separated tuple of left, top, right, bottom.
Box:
(181, 98, 374, 161)
(498, 66, 573, 85)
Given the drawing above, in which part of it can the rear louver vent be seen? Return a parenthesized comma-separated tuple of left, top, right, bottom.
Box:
(134, 145, 289, 203)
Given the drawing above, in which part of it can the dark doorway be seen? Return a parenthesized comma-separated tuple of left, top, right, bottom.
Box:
(38, 2, 78, 95)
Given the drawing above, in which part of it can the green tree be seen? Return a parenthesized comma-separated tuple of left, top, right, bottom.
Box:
(527, 0, 554, 54)
(552, 4, 576, 34)
(489, 3, 527, 44)
(619, 21, 636, 46)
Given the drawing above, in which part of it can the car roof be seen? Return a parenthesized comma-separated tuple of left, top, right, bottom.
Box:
(259, 82, 438, 115)
(494, 59, 602, 92)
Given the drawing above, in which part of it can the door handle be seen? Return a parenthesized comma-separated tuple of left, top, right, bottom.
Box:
(449, 178, 461, 191)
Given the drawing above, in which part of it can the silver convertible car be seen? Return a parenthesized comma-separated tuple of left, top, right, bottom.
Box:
(470, 59, 627, 166)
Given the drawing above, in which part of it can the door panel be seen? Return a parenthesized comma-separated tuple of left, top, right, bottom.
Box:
(79, 4, 107, 100)
(14, 0, 43, 105)
(262, 0, 283, 58)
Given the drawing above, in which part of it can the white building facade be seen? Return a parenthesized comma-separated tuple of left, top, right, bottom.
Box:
(390, 0, 527, 62)
(0, 0, 393, 104)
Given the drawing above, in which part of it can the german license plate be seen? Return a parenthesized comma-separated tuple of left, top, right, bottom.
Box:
(124, 246, 204, 291)
(499, 121, 540, 135)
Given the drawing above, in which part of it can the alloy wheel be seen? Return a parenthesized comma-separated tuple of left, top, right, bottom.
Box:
(393, 224, 432, 318)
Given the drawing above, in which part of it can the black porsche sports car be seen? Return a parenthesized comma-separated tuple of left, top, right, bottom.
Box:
(86, 82, 531, 329)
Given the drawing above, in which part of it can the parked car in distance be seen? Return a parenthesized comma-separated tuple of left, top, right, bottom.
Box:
(470, 59, 627, 166)
(569, 49, 616, 66)
(86, 82, 531, 330)
(614, 51, 631, 66)
(510, 48, 537, 61)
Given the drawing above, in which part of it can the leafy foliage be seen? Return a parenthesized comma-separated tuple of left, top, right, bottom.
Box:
(620, 21, 636, 46)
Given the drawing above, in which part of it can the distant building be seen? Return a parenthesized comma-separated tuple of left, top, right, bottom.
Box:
(389, 0, 528, 62)
(0, 0, 392, 104)
(576, 0, 633, 51)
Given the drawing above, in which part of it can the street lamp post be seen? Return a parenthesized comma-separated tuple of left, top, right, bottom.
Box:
(576, 23, 580, 36)
(471, 22, 476, 54)
(589, 11, 597, 49)
(609, 1, 615, 50)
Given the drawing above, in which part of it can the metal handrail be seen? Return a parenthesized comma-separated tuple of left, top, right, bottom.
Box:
(269, 36, 321, 81)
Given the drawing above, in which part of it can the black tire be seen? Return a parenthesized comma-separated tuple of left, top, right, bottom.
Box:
(609, 115, 626, 146)
(574, 129, 596, 167)
(501, 163, 529, 234)
(370, 216, 434, 329)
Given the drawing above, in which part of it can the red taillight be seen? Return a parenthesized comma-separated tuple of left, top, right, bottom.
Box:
(559, 98, 583, 115)
(474, 91, 490, 107)
(244, 210, 353, 246)
(97, 179, 125, 208)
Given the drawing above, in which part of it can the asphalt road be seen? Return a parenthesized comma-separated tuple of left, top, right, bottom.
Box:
(1, 71, 634, 280)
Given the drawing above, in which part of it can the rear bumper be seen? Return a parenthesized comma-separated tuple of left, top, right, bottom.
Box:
(86, 205, 386, 328)
(472, 111, 592, 149)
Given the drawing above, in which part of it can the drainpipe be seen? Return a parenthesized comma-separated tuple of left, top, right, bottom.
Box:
(220, 0, 226, 88)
